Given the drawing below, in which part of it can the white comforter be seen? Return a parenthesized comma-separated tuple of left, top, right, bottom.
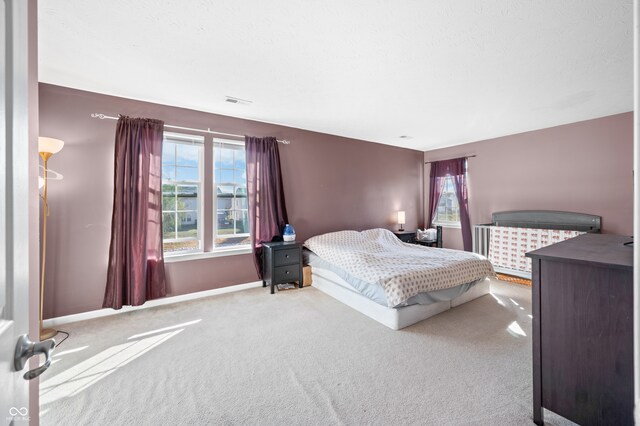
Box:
(304, 228, 494, 307)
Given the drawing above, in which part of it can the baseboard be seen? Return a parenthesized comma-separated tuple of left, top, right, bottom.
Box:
(493, 266, 532, 279)
(43, 281, 263, 328)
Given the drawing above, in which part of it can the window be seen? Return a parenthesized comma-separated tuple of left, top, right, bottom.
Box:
(162, 133, 204, 254)
(432, 176, 461, 227)
(161, 133, 251, 258)
(213, 139, 249, 248)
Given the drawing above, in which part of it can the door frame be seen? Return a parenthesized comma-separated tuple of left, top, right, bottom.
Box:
(27, 0, 41, 422)
(634, 0, 639, 422)
(0, 0, 40, 424)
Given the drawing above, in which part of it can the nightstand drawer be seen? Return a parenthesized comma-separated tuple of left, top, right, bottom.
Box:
(274, 248, 299, 265)
(273, 265, 300, 283)
(393, 231, 416, 243)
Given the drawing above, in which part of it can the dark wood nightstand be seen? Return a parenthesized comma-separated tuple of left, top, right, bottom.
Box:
(394, 227, 443, 248)
(262, 241, 303, 294)
(393, 231, 416, 243)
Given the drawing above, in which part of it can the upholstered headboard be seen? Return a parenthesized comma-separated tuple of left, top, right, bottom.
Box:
(491, 210, 601, 233)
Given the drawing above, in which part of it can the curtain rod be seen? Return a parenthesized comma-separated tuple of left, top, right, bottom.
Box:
(90, 113, 291, 144)
(424, 155, 476, 164)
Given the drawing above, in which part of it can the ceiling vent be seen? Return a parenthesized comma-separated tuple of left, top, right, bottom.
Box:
(225, 96, 252, 105)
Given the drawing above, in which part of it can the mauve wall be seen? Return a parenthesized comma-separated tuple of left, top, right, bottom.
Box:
(424, 112, 634, 250)
(39, 83, 423, 318)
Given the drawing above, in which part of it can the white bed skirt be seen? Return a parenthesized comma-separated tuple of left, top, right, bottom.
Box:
(311, 267, 491, 330)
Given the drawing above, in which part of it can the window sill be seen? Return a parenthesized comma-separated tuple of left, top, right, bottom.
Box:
(432, 222, 461, 229)
(164, 246, 252, 263)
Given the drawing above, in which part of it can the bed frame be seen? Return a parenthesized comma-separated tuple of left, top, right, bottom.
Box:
(311, 266, 491, 330)
(473, 210, 601, 278)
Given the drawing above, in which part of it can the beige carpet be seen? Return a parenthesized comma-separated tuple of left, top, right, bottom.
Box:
(40, 279, 573, 425)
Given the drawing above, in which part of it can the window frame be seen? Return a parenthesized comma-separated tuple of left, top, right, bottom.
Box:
(161, 132, 205, 256)
(212, 138, 250, 250)
(431, 175, 462, 228)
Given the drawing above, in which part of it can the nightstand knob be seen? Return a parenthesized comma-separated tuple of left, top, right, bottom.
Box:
(286, 270, 290, 274)
(285, 254, 290, 258)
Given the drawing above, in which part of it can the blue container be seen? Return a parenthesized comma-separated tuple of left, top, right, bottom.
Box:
(283, 224, 296, 241)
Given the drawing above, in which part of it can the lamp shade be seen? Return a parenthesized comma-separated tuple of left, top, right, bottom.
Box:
(38, 137, 64, 154)
(397, 211, 406, 225)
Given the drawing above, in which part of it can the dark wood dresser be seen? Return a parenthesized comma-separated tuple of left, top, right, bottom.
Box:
(526, 233, 634, 425)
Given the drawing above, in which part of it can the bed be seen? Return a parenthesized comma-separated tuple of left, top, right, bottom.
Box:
(303, 228, 494, 330)
(473, 210, 602, 279)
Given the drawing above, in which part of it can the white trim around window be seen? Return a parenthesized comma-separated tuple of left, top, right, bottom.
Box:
(164, 246, 252, 263)
(432, 221, 461, 229)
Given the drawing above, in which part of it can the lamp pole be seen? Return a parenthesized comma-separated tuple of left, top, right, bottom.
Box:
(39, 151, 56, 340)
(38, 137, 64, 340)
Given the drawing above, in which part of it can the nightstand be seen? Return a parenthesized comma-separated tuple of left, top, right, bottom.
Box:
(393, 231, 416, 244)
(262, 241, 303, 294)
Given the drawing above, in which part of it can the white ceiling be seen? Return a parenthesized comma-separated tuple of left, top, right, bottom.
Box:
(38, 1, 633, 151)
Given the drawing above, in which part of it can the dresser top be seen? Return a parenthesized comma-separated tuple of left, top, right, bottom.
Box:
(526, 233, 633, 270)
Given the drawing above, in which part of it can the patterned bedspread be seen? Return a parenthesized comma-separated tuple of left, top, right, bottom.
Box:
(304, 228, 494, 307)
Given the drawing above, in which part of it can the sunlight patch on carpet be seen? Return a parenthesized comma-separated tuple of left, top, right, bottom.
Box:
(128, 319, 202, 340)
(53, 346, 89, 358)
(40, 329, 183, 405)
(490, 293, 506, 306)
(507, 321, 526, 337)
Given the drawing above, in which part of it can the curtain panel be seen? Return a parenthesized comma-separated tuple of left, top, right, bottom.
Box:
(246, 136, 289, 279)
(426, 157, 472, 251)
(103, 116, 167, 309)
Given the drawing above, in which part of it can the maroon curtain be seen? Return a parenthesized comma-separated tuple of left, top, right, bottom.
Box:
(246, 136, 289, 279)
(426, 157, 472, 251)
(103, 116, 167, 309)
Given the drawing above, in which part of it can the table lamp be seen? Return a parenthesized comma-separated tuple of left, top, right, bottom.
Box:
(397, 211, 405, 232)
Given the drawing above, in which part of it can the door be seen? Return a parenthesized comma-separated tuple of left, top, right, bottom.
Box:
(1, 1, 34, 423)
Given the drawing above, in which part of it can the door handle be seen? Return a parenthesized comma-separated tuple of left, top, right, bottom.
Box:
(14, 334, 55, 380)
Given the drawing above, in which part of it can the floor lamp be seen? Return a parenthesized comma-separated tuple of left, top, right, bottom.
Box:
(39, 137, 64, 341)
